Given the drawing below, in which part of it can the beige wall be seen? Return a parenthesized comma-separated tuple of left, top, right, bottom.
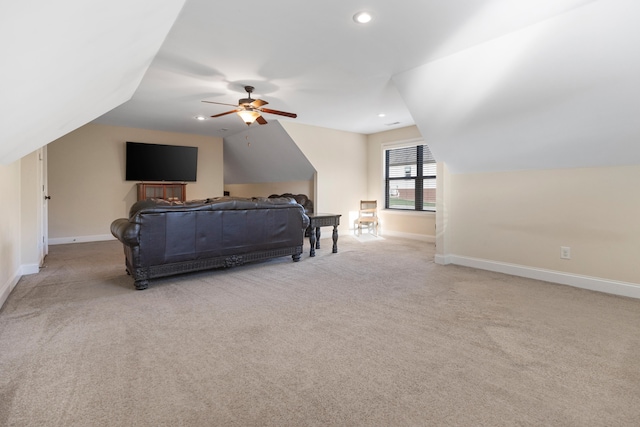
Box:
(281, 122, 368, 233)
(0, 160, 22, 305)
(435, 162, 452, 257)
(47, 123, 224, 242)
(224, 180, 314, 200)
(366, 125, 435, 240)
(447, 165, 640, 284)
(46, 121, 434, 242)
(1, 149, 43, 308)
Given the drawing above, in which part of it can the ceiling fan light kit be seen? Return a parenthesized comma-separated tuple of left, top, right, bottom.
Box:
(237, 109, 261, 125)
(202, 85, 297, 127)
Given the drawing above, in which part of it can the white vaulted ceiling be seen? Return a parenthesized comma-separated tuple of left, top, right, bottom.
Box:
(0, 0, 187, 164)
(2, 0, 639, 174)
(393, 0, 640, 173)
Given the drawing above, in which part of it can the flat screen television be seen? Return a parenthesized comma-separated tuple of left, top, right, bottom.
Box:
(125, 141, 198, 182)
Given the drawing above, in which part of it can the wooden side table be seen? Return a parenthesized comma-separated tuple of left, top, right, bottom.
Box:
(307, 213, 341, 257)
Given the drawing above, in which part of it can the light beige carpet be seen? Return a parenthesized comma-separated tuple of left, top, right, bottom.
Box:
(1, 236, 639, 426)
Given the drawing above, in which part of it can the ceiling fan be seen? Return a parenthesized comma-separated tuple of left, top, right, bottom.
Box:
(202, 86, 297, 126)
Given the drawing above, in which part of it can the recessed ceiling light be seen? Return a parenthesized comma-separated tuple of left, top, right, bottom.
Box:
(353, 11, 372, 24)
(378, 113, 386, 118)
(195, 116, 206, 121)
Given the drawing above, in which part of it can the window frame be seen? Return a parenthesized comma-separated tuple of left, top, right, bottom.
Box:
(383, 141, 436, 212)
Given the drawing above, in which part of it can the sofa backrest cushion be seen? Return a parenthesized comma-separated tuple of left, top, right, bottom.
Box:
(268, 193, 313, 213)
(126, 197, 308, 265)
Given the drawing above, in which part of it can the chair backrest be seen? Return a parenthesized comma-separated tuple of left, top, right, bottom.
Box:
(359, 200, 377, 217)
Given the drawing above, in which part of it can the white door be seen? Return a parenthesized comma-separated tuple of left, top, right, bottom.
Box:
(38, 146, 49, 265)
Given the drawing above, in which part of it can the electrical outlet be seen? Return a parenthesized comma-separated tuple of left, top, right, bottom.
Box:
(560, 246, 571, 259)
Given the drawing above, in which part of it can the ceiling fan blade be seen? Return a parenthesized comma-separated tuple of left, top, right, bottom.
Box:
(256, 115, 268, 125)
(202, 100, 239, 107)
(250, 99, 268, 108)
(260, 108, 297, 118)
(211, 109, 239, 118)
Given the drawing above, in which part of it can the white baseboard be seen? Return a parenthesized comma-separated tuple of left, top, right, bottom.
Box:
(21, 264, 40, 275)
(0, 270, 21, 310)
(436, 254, 640, 299)
(380, 230, 435, 243)
(49, 234, 115, 246)
(434, 254, 452, 265)
(1, 264, 41, 309)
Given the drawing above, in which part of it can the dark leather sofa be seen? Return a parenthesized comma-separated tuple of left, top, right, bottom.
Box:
(110, 197, 310, 290)
(269, 193, 313, 236)
(268, 193, 313, 214)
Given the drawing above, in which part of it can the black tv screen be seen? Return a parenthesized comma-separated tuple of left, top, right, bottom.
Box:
(125, 142, 198, 182)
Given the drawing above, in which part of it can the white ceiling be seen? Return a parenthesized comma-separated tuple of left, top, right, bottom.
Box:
(395, 0, 640, 173)
(3, 0, 640, 174)
(0, 0, 187, 164)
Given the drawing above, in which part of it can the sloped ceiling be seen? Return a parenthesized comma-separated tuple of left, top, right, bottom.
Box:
(393, 0, 640, 173)
(3, 0, 639, 176)
(224, 122, 315, 185)
(0, 0, 186, 164)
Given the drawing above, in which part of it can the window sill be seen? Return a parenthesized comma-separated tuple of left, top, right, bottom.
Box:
(383, 209, 435, 217)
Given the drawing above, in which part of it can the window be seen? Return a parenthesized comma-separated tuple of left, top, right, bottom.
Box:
(385, 144, 436, 211)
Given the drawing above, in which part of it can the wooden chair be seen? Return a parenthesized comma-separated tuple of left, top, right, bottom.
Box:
(354, 200, 379, 236)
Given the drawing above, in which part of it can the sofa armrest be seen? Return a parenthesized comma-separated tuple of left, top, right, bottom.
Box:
(110, 218, 140, 246)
